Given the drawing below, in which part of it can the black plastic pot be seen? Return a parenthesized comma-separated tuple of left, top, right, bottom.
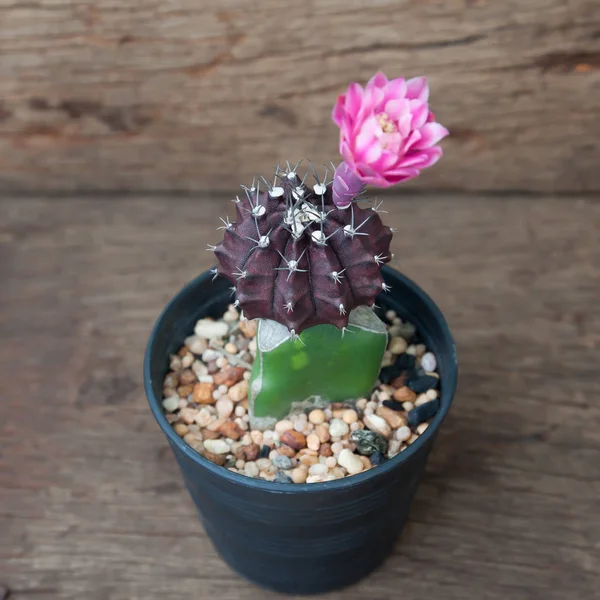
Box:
(144, 266, 457, 595)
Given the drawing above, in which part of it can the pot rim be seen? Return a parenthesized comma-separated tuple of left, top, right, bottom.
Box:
(144, 265, 458, 493)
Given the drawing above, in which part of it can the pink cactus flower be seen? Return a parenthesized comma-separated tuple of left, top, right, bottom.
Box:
(331, 72, 448, 207)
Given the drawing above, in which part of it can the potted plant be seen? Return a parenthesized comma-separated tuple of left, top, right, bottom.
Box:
(144, 72, 457, 595)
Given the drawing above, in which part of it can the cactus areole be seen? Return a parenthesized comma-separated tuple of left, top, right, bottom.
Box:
(214, 170, 393, 333)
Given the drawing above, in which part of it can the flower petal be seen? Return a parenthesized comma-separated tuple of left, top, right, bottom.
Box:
(366, 71, 389, 90)
(414, 122, 449, 149)
(332, 94, 346, 127)
(406, 76, 429, 102)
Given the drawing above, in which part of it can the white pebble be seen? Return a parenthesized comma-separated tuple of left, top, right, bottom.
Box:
(402, 402, 414, 411)
(329, 419, 349, 438)
(162, 396, 179, 412)
(380, 350, 394, 367)
(248, 339, 257, 353)
(201, 349, 220, 363)
(181, 353, 194, 368)
(385, 309, 396, 321)
(364, 414, 391, 438)
(218, 384, 228, 394)
(216, 397, 234, 419)
(194, 319, 229, 340)
(421, 352, 437, 372)
(192, 360, 208, 377)
(415, 394, 432, 406)
(337, 449, 364, 475)
(243, 371, 251, 381)
(185, 335, 208, 355)
(275, 420, 294, 433)
(234, 405, 246, 417)
(198, 375, 214, 384)
(388, 439, 402, 457)
(395, 426, 411, 442)
(350, 422, 361, 432)
(244, 462, 259, 477)
(306, 434, 321, 451)
(235, 459, 245, 469)
(416, 423, 429, 435)
(378, 391, 391, 402)
(194, 408, 213, 428)
(325, 456, 337, 469)
(203, 439, 230, 454)
(224, 342, 238, 354)
(223, 310, 238, 323)
(256, 458, 271, 471)
(427, 389, 438, 400)
(294, 421, 306, 433)
(215, 356, 228, 369)
(308, 463, 329, 477)
(228, 380, 249, 402)
(212, 389, 222, 400)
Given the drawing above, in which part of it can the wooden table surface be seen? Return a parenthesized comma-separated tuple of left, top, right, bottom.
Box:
(1, 194, 599, 600)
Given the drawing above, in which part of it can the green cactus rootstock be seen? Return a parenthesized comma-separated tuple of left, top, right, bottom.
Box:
(249, 307, 387, 427)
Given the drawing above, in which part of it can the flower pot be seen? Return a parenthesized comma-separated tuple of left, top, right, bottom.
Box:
(144, 265, 457, 595)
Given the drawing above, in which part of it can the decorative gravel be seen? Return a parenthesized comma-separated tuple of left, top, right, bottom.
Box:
(161, 306, 440, 483)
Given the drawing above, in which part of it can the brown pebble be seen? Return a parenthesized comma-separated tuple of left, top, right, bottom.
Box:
(299, 454, 319, 467)
(177, 345, 190, 357)
(393, 386, 417, 403)
(177, 384, 194, 398)
(201, 450, 226, 466)
(234, 443, 260, 461)
(277, 444, 297, 458)
(318, 443, 333, 457)
(206, 417, 226, 432)
(213, 366, 245, 387)
(193, 382, 216, 404)
(201, 428, 221, 440)
(178, 368, 197, 385)
(163, 372, 179, 388)
(332, 408, 345, 419)
(280, 429, 307, 450)
(297, 448, 318, 457)
(173, 423, 188, 437)
(391, 374, 409, 389)
(376, 405, 408, 429)
(239, 319, 258, 338)
(219, 420, 245, 441)
(315, 424, 330, 443)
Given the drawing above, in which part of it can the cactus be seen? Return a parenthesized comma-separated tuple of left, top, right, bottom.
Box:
(212, 162, 393, 425)
(213, 163, 393, 333)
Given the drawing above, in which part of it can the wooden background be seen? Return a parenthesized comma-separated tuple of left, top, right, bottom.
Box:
(1, 193, 600, 599)
(1, 0, 600, 194)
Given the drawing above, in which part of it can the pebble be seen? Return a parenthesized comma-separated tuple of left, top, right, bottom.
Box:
(195, 319, 229, 339)
(338, 449, 364, 475)
(402, 401, 414, 411)
(216, 397, 234, 419)
(356, 398, 368, 410)
(393, 386, 417, 403)
(363, 414, 392, 438)
(416, 423, 429, 435)
(256, 458, 272, 471)
(342, 409, 358, 424)
(244, 461, 259, 477)
(369, 451, 387, 466)
(213, 366, 245, 387)
(388, 439, 402, 457)
(201, 349, 221, 363)
(215, 356, 228, 369)
(388, 337, 408, 354)
(170, 356, 182, 371)
(350, 429, 388, 455)
(315, 424, 330, 443)
(234, 443, 260, 461)
(291, 467, 308, 483)
(427, 389, 438, 400)
(395, 426, 412, 442)
(329, 418, 349, 438)
(272, 455, 293, 470)
(206, 417, 226, 432)
(325, 456, 337, 469)
(202, 450, 226, 466)
(306, 433, 321, 451)
(173, 423, 188, 437)
(259, 444, 270, 458)
(185, 335, 208, 355)
(203, 439, 230, 454)
(176, 384, 194, 398)
(407, 375, 438, 394)
(308, 409, 326, 424)
(309, 463, 329, 477)
(239, 319, 258, 338)
(228, 380, 249, 402)
(235, 405, 246, 417)
(219, 420, 244, 440)
(280, 429, 307, 450)
(180, 407, 199, 424)
(274, 473, 293, 483)
(193, 382, 216, 404)
(318, 442, 333, 457)
(277, 444, 297, 457)
(162, 396, 179, 412)
(407, 399, 440, 427)
(421, 352, 437, 372)
(376, 405, 408, 429)
(194, 408, 213, 428)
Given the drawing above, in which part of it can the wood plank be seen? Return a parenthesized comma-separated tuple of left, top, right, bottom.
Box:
(1, 194, 600, 599)
(0, 0, 599, 194)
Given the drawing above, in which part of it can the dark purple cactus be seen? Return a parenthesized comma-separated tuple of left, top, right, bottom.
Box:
(213, 164, 393, 333)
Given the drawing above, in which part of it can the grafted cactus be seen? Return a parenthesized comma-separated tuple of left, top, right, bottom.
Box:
(214, 163, 393, 334)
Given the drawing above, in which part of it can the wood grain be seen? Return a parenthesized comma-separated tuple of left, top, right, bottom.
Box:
(1, 193, 600, 599)
(0, 0, 600, 194)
